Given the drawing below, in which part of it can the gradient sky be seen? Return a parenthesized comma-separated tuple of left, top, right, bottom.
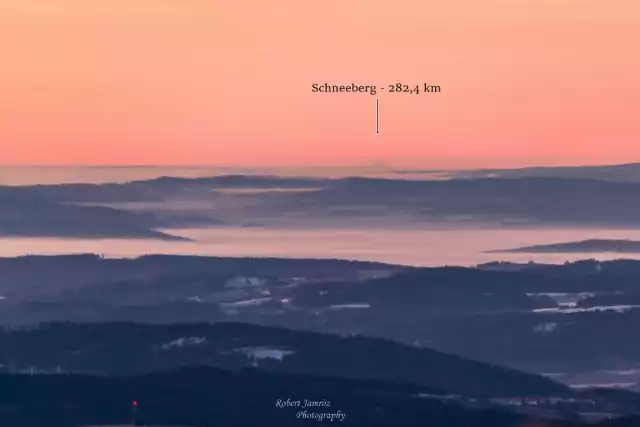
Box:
(1, 0, 638, 168)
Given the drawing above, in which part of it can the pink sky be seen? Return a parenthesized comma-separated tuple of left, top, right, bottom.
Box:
(0, 0, 638, 168)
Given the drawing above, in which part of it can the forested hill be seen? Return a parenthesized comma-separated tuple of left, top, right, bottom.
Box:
(0, 321, 569, 398)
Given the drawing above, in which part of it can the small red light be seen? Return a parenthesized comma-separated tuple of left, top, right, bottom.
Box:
(132, 400, 138, 406)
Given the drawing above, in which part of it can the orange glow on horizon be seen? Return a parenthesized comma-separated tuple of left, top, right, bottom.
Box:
(0, 0, 639, 168)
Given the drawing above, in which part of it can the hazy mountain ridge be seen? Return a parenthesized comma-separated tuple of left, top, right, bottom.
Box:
(448, 163, 640, 183)
(490, 239, 640, 253)
(6, 174, 640, 234)
(0, 254, 406, 301)
(0, 191, 187, 240)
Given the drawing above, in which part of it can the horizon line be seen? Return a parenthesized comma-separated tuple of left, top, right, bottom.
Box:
(1, 161, 640, 171)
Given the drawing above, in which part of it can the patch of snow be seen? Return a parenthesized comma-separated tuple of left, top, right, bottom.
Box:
(236, 346, 294, 361)
(225, 276, 267, 288)
(0, 296, 6, 301)
(534, 305, 640, 314)
(526, 292, 597, 308)
(577, 292, 597, 298)
(161, 336, 208, 350)
(603, 369, 640, 376)
(533, 322, 558, 333)
(526, 293, 570, 297)
(219, 297, 272, 308)
(571, 382, 636, 390)
(208, 289, 250, 302)
(329, 303, 370, 310)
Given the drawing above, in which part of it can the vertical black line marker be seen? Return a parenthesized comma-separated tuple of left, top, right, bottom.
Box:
(376, 98, 380, 135)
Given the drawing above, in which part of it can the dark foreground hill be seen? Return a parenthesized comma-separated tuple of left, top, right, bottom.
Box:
(0, 367, 578, 427)
(0, 322, 569, 398)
